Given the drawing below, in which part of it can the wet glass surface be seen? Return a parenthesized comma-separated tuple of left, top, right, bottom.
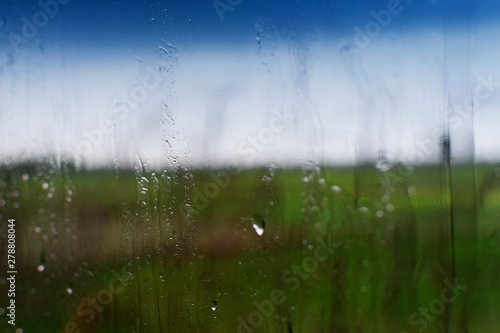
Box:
(1, 1, 500, 332)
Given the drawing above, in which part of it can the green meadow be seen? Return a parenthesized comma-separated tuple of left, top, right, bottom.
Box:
(1, 161, 499, 332)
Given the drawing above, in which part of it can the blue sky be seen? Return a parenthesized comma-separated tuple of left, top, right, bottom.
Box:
(1, 0, 500, 168)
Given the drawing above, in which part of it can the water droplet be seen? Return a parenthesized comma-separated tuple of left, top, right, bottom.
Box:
(251, 213, 265, 236)
(252, 224, 264, 236)
(34, 227, 41, 233)
(22, 174, 29, 181)
(376, 160, 391, 172)
(290, 305, 295, 311)
(318, 178, 326, 185)
(37, 265, 45, 272)
(66, 287, 73, 295)
(211, 301, 217, 311)
(331, 185, 341, 192)
(42, 182, 49, 189)
(385, 203, 394, 212)
(375, 210, 384, 218)
(302, 176, 309, 183)
(15, 328, 23, 333)
(357, 206, 369, 213)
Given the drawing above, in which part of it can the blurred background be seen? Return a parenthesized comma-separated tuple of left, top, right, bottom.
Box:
(1, 0, 500, 332)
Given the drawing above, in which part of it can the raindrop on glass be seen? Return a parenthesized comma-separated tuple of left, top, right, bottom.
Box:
(331, 185, 341, 192)
(252, 224, 264, 236)
(251, 213, 265, 236)
(358, 206, 369, 213)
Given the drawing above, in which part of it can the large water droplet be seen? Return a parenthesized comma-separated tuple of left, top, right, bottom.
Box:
(252, 224, 264, 236)
(211, 301, 217, 311)
(251, 213, 265, 236)
(37, 265, 45, 272)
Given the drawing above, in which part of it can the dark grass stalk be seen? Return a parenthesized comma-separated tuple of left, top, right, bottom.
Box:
(441, 132, 455, 333)
(441, 134, 456, 281)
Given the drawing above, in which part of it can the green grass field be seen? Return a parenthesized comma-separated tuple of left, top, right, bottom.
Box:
(1, 161, 500, 332)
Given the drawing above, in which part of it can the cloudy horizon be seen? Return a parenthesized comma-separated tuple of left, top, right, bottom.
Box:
(1, 0, 500, 169)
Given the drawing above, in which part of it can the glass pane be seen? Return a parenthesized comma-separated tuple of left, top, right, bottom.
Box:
(1, 0, 500, 332)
